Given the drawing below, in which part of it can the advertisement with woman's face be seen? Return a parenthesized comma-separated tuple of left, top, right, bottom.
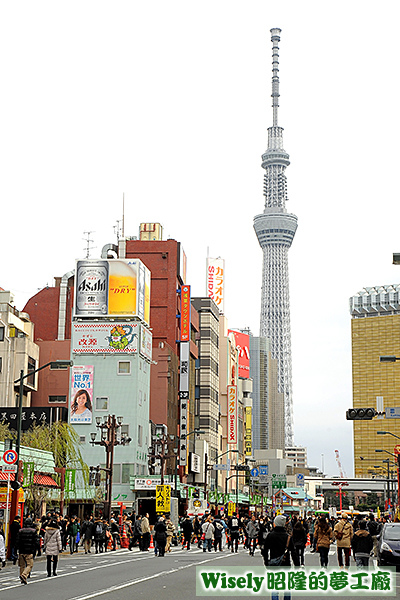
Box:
(70, 365, 94, 424)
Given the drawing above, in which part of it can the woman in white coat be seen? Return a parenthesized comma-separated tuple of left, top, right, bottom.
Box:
(44, 520, 63, 577)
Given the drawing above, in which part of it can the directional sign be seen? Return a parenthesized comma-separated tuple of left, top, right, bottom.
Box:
(386, 407, 400, 419)
(296, 473, 305, 487)
(250, 467, 259, 478)
(259, 465, 268, 476)
(3, 450, 18, 465)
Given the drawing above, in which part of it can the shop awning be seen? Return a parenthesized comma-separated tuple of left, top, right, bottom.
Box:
(0, 472, 59, 487)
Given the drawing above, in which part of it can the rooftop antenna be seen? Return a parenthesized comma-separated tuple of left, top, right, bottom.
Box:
(270, 27, 281, 127)
(113, 220, 122, 241)
(83, 231, 96, 259)
(122, 192, 125, 238)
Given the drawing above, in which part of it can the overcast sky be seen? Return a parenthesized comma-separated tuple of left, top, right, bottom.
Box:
(1, 1, 400, 477)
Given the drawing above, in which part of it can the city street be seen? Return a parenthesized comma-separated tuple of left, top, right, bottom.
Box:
(0, 544, 398, 600)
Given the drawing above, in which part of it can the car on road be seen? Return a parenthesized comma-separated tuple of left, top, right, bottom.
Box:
(377, 523, 400, 568)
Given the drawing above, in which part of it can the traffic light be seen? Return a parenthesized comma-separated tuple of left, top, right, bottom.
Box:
(89, 471, 96, 485)
(346, 408, 377, 420)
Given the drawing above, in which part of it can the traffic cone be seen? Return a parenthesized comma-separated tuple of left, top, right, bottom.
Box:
(306, 533, 310, 547)
(149, 534, 154, 549)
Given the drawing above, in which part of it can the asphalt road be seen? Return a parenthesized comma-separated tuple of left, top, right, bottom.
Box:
(0, 544, 398, 600)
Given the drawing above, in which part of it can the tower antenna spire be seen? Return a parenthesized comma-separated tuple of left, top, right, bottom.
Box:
(270, 28, 281, 127)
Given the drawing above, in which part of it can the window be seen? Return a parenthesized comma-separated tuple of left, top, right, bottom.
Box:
(122, 463, 134, 484)
(138, 425, 143, 446)
(95, 397, 108, 411)
(113, 463, 121, 484)
(0, 357, 2, 373)
(48, 395, 67, 403)
(118, 361, 131, 375)
(143, 361, 148, 373)
(121, 424, 130, 437)
(27, 357, 36, 386)
(0, 326, 4, 341)
(79, 436, 86, 444)
(138, 390, 142, 406)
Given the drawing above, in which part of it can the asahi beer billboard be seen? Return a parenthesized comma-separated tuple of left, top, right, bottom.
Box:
(74, 259, 151, 325)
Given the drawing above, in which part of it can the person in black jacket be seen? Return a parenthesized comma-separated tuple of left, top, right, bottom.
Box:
(351, 520, 374, 569)
(154, 516, 167, 557)
(291, 520, 307, 567)
(9, 516, 21, 565)
(227, 514, 240, 553)
(16, 518, 40, 584)
(181, 515, 193, 550)
(261, 515, 294, 600)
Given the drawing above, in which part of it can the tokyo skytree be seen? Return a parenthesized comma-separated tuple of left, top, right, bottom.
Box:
(253, 28, 298, 446)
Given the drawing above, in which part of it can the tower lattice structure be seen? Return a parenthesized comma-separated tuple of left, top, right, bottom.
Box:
(253, 28, 298, 446)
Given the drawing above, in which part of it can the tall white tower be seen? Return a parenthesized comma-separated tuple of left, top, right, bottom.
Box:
(253, 28, 298, 446)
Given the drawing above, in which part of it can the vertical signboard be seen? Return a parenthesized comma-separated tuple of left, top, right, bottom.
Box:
(227, 385, 238, 445)
(245, 406, 252, 456)
(228, 330, 250, 379)
(179, 285, 191, 466)
(206, 257, 225, 314)
(70, 365, 94, 424)
(156, 484, 171, 513)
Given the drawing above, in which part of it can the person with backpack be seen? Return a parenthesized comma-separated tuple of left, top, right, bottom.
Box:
(94, 518, 105, 553)
(66, 516, 80, 554)
(367, 514, 381, 557)
(213, 517, 225, 552)
(334, 514, 353, 569)
(227, 513, 240, 553)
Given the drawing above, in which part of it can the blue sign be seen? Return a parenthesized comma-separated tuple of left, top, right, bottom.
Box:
(386, 407, 400, 419)
(296, 473, 304, 487)
(259, 465, 268, 476)
(250, 468, 259, 478)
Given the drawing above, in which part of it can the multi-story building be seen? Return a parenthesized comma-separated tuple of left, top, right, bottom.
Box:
(0, 289, 39, 407)
(192, 297, 220, 469)
(250, 335, 284, 452)
(285, 446, 307, 469)
(350, 284, 400, 477)
(253, 28, 297, 446)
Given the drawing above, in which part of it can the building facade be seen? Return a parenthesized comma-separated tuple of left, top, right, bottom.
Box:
(253, 28, 297, 446)
(350, 284, 400, 477)
(0, 290, 39, 407)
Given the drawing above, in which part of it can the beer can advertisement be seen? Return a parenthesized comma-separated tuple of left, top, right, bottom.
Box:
(74, 258, 151, 324)
(70, 365, 94, 424)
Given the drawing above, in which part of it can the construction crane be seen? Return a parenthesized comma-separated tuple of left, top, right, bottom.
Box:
(334, 449, 346, 478)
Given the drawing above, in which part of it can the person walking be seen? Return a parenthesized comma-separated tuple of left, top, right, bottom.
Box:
(110, 518, 120, 551)
(43, 519, 62, 577)
(202, 516, 214, 553)
(261, 515, 294, 600)
(213, 518, 224, 552)
(192, 515, 202, 548)
(351, 520, 373, 569)
(67, 516, 80, 554)
(334, 514, 353, 569)
(0, 525, 6, 569)
(154, 516, 167, 557)
(81, 517, 94, 554)
(246, 515, 260, 556)
(181, 515, 193, 550)
(367, 514, 381, 558)
(313, 516, 333, 569)
(165, 516, 176, 553)
(292, 520, 307, 567)
(227, 513, 240, 553)
(141, 513, 151, 551)
(16, 517, 40, 585)
(9, 515, 21, 565)
(94, 519, 106, 553)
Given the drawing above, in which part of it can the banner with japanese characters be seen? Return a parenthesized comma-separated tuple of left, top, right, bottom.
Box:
(70, 365, 94, 424)
(206, 257, 225, 314)
(72, 322, 139, 354)
(227, 385, 238, 445)
(155, 484, 171, 513)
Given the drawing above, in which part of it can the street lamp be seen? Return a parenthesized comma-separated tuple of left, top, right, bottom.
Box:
(214, 449, 239, 494)
(377, 432, 400, 502)
(90, 414, 131, 521)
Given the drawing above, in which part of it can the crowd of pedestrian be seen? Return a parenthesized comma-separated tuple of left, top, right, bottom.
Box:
(0, 509, 391, 585)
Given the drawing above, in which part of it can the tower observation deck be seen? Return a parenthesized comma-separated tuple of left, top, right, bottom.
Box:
(253, 28, 298, 446)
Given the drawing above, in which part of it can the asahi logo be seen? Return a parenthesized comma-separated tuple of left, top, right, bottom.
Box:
(78, 277, 106, 292)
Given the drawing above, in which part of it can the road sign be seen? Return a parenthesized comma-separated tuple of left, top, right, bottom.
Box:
(258, 475, 268, 484)
(250, 467, 259, 478)
(213, 462, 230, 470)
(386, 407, 400, 419)
(296, 473, 305, 487)
(3, 450, 18, 464)
(1, 465, 17, 472)
(232, 464, 250, 471)
(271, 474, 287, 489)
(259, 465, 268, 476)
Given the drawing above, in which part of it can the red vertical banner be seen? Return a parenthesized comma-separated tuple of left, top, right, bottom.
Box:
(180, 285, 191, 342)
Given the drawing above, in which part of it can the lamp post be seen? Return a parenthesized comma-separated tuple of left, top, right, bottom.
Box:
(90, 414, 131, 521)
(377, 432, 400, 507)
(185, 429, 205, 497)
(376, 449, 398, 507)
(148, 431, 178, 486)
(214, 449, 239, 495)
(7, 359, 73, 558)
